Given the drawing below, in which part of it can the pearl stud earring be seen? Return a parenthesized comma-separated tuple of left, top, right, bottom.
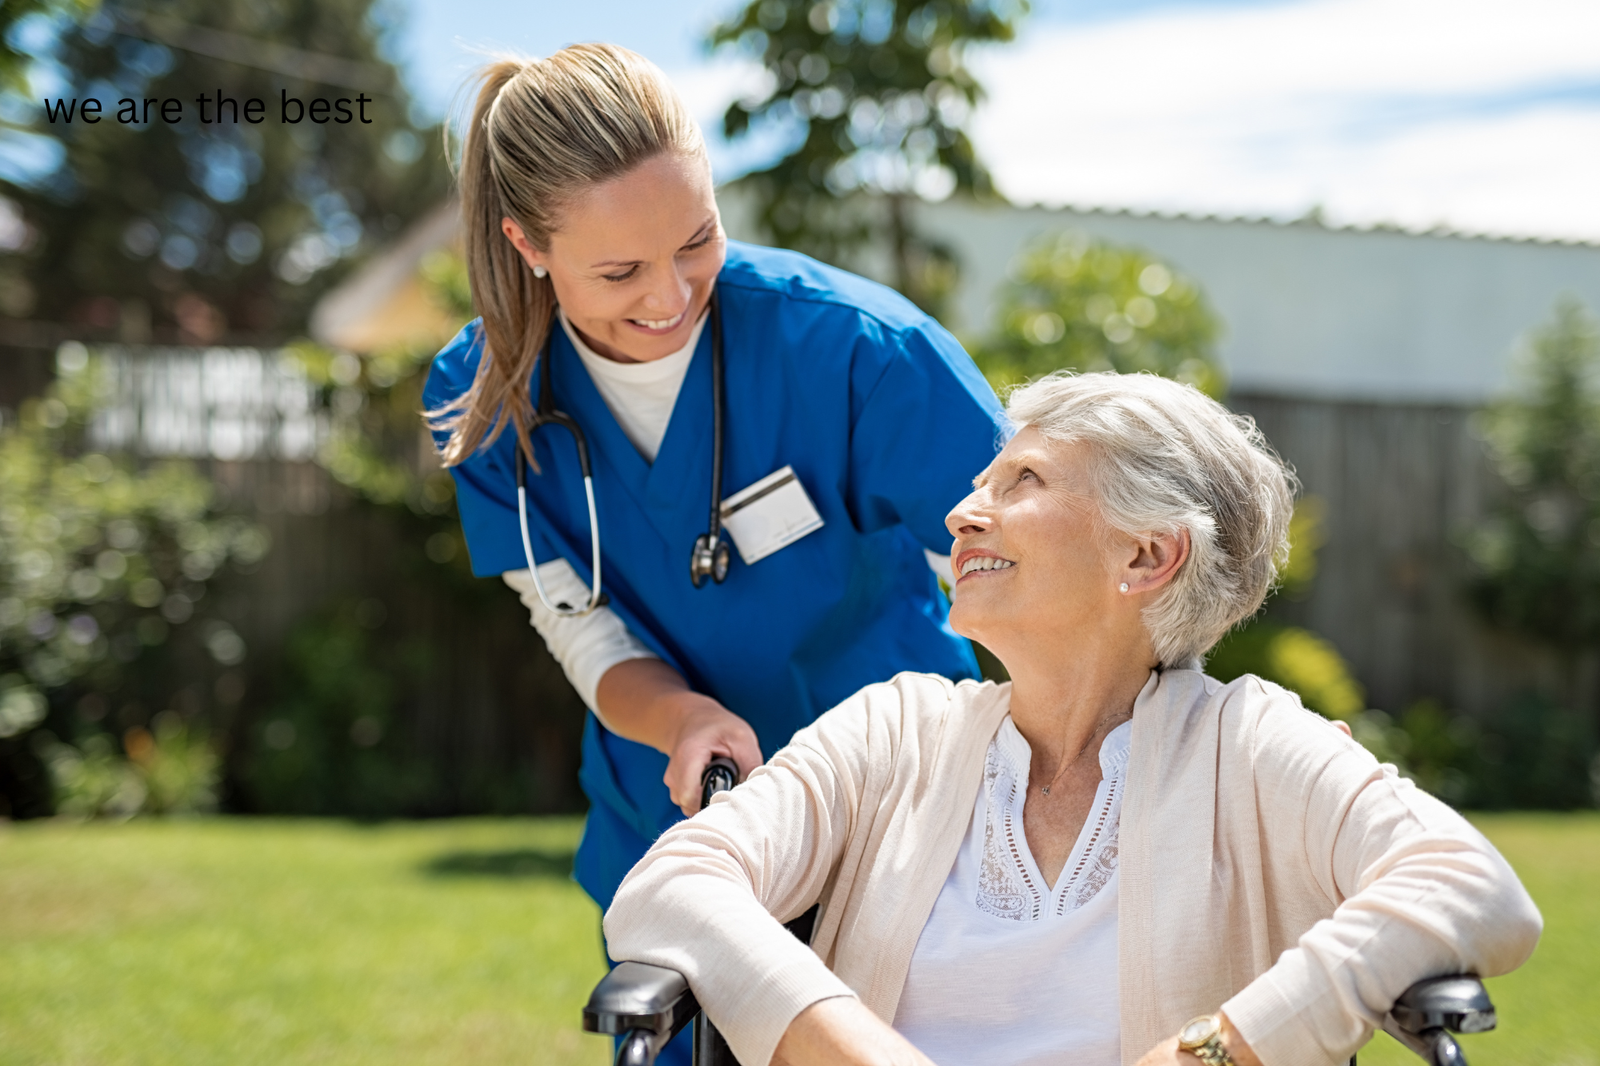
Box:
(1119, 582, 1130, 593)
(533, 265, 548, 278)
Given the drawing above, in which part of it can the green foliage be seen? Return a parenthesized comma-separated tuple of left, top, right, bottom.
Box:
(289, 249, 469, 514)
(240, 601, 436, 817)
(1466, 298, 1600, 650)
(711, 0, 1027, 313)
(1, 0, 448, 338)
(0, 347, 259, 816)
(1469, 693, 1597, 810)
(37, 709, 218, 817)
(38, 732, 145, 817)
(1207, 622, 1366, 721)
(974, 232, 1225, 395)
(1352, 695, 1598, 811)
(0, 351, 266, 694)
(1, 0, 97, 95)
(1278, 495, 1325, 597)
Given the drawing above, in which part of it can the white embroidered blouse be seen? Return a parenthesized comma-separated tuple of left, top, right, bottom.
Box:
(893, 715, 1131, 1066)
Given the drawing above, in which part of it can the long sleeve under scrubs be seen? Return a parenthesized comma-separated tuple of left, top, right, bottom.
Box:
(424, 241, 1004, 912)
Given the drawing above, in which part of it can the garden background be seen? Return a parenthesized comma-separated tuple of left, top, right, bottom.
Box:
(3, 0, 1598, 1063)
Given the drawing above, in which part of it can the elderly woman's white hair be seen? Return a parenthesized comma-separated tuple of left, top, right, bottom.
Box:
(1004, 371, 1298, 669)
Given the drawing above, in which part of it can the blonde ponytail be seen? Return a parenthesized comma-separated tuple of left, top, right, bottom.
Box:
(428, 44, 706, 467)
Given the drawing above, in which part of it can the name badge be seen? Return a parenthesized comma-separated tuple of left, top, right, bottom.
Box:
(720, 465, 825, 566)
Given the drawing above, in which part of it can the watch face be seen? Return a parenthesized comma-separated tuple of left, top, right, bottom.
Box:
(1180, 1016, 1219, 1046)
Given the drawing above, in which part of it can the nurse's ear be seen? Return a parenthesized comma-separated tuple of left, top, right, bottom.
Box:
(501, 217, 549, 276)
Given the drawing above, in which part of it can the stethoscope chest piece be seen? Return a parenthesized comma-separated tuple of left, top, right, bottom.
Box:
(690, 533, 731, 588)
(518, 288, 734, 604)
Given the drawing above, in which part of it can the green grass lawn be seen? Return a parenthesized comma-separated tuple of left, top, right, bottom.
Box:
(1, 813, 1595, 1066)
(0, 818, 609, 1066)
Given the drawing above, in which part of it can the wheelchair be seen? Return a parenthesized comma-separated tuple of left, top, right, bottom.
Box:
(586, 759, 1498, 1066)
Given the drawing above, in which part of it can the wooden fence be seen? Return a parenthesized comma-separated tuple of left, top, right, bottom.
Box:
(1233, 392, 1582, 719)
(6, 339, 1585, 812)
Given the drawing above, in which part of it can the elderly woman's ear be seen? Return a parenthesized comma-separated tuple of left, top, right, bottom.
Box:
(1114, 527, 1190, 597)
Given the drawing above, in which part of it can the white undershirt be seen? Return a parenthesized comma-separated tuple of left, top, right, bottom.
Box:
(504, 310, 957, 717)
(894, 716, 1130, 1066)
(558, 306, 705, 464)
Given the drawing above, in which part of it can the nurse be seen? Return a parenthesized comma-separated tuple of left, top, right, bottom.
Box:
(424, 38, 999, 990)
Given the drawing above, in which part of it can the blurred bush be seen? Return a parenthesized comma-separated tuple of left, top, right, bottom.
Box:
(1212, 491, 1599, 809)
(240, 600, 437, 818)
(37, 710, 218, 818)
(1467, 297, 1600, 650)
(974, 233, 1225, 396)
(0, 349, 261, 817)
(1207, 621, 1365, 722)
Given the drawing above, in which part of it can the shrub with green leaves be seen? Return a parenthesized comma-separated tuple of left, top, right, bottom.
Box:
(975, 233, 1225, 396)
(0, 348, 265, 817)
(1467, 297, 1600, 649)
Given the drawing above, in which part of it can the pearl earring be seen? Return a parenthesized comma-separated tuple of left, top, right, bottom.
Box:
(532, 265, 547, 278)
(1119, 582, 1130, 593)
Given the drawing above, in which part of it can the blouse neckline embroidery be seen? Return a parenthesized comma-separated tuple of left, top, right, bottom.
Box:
(975, 717, 1131, 922)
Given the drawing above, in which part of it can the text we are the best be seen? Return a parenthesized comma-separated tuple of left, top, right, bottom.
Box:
(42, 89, 375, 125)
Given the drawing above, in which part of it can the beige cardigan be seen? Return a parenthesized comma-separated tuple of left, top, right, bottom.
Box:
(604, 670, 1541, 1066)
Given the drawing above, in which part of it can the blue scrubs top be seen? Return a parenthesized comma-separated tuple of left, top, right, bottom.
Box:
(425, 242, 1003, 909)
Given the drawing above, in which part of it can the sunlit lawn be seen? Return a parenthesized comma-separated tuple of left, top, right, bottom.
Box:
(1, 813, 1594, 1066)
(0, 818, 608, 1066)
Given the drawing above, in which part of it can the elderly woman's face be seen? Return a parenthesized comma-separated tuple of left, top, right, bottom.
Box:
(944, 427, 1123, 649)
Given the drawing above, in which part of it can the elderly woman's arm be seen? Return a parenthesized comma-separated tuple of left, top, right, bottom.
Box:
(1222, 695, 1543, 1066)
(604, 687, 884, 1066)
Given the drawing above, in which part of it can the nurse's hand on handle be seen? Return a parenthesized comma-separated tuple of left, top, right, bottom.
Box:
(595, 658, 762, 817)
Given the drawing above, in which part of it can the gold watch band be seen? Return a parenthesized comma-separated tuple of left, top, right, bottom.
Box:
(1179, 1014, 1237, 1066)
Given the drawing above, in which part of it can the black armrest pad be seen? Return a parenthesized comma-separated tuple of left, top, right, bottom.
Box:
(1389, 975, 1497, 1036)
(583, 961, 700, 1038)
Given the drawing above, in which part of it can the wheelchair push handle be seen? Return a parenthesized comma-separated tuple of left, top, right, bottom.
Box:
(700, 756, 739, 811)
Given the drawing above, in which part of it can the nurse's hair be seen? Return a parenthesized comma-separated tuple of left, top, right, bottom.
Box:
(1004, 372, 1297, 670)
(429, 44, 707, 468)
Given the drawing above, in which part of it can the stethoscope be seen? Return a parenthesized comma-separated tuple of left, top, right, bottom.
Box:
(513, 288, 732, 617)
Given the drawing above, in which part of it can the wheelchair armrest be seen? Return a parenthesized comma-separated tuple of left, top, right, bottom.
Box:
(1382, 975, 1495, 1066)
(583, 961, 701, 1041)
(1388, 975, 1496, 1037)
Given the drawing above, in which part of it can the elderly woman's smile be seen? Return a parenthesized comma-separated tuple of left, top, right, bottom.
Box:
(946, 425, 1178, 681)
(605, 372, 1542, 1066)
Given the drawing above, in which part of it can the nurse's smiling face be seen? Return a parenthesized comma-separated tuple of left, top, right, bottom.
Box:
(501, 151, 726, 364)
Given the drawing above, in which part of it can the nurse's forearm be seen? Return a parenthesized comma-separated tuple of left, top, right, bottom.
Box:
(595, 659, 764, 816)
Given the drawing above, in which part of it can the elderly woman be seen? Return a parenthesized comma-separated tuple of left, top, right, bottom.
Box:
(604, 372, 1541, 1066)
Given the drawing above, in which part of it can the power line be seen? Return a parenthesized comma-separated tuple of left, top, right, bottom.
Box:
(116, 14, 397, 95)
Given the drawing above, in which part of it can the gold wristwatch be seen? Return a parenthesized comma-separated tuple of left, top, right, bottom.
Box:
(1178, 1014, 1237, 1066)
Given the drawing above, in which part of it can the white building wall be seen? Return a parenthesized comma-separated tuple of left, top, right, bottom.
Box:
(720, 188, 1600, 405)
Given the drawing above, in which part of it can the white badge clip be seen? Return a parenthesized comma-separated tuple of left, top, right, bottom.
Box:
(719, 465, 825, 566)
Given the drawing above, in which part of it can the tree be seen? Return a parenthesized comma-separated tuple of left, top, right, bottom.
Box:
(1467, 297, 1600, 651)
(0, 0, 448, 342)
(0, 346, 266, 818)
(710, 0, 1026, 314)
(1, 0, 96, 96)
(973, 232, 1225, 396)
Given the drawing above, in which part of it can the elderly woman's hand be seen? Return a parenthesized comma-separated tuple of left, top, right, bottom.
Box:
(1134, 1012, 1263, 1066)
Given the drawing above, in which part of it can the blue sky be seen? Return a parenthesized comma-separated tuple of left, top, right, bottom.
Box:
(389, 0, 1600, 241)
(10, 1, 1593, 242)
(388, 0, 1265, 117)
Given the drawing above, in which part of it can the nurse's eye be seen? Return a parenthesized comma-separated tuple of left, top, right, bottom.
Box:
(603, 265, 641, 283)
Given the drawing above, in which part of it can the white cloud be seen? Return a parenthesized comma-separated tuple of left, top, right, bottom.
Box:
(969, 0, 1600, 239)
